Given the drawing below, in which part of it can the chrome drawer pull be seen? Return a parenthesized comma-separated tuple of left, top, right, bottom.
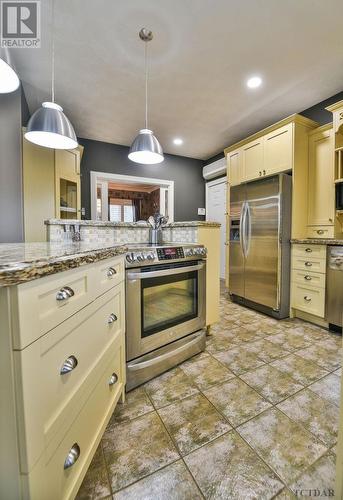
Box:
(64, 443, 80, 470)
(304, 296, 312, 302)
(108, 313, 118, 324)
(317, 230, 324, 235)
(263, 169, 266, 175)
(56, 286, 74, 302)
(305, 261, 312, 267)
(107, 267, 117, 278)
(109, 372, 118, 386)
(305, 248, 312, 253)
(60, 355, 78, 375)
(304, 275, 312, 281)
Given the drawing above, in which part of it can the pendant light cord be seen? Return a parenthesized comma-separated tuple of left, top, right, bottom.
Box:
(144, 40, 148, 129)
(51, 0, 55, 102)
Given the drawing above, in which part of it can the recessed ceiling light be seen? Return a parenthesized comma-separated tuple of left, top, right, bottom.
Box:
(247, 76, 262, 89)
(173, 138, 183, 145)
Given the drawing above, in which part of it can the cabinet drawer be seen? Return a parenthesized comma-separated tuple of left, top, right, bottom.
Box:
(306, 225, 334, 239)
(23, 345, 124, 500)
(292, 256, 326, 274)
(93, 256, 124, 296)
(292, 244, 327, 260)
(291, 269, 326, 289)
(291, 283, 325, 318)
(11, 266, 94, 349)
(14, 283, 124, 473)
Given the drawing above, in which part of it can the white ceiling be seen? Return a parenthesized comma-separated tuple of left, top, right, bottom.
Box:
(10, 0, 343, 160)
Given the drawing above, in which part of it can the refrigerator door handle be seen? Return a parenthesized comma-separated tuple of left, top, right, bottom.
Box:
(245, 202, 251, 257)
(240, 201, 246, 258)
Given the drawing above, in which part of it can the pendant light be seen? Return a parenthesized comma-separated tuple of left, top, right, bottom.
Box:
(0, 56, 20, 94)
(25, 0, 77, 149)
(129, 28, 164, 165)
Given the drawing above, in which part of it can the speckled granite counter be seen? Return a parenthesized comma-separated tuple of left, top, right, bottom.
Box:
(0, 242, 127, 287)
(45, 219, 220, 228)
(291, 238, 343, 246)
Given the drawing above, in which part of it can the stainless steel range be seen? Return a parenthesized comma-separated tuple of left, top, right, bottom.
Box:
(125, 243, 207, 390)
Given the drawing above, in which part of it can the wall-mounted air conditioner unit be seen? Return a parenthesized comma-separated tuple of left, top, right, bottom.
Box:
(203, 157, 226, 180)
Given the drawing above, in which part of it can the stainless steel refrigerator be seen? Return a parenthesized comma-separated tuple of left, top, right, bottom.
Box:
(228, 174, 292, 319)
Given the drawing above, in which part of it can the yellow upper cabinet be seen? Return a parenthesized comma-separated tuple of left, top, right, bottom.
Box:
(224, 115, 317, 186)
(227, 148, 242, 186)
(55, 149, 82, 220)
(263, 123, 293, 176)
(242, 138, 264, 182)
(307, 126, 334, 227)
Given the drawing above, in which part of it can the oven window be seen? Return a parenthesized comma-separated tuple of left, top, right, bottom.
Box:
(141, 270, 198, 337)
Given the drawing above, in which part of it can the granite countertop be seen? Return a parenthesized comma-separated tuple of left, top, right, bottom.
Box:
(0, 242, 127, 287)
(291, 238, 343, 246)
(45, 219, 221, 228)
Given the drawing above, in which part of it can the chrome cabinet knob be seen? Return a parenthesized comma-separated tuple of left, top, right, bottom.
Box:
(305, 261, 312, 267)
(305, 248, 312, 253)
(56, 286, 74, 301)
(60, 355, 78, 375)
(108, 372, 118, 386)
(304, 296, 312, 302)
(304, 275, 312, 280)
(259, 171, 262, 176)
(107, 267, 117, 278)
(108, 313, 118, 324)
(64, 443, 80, 470)
(317, 230, 324, 235)
(263, 169, 266, 175)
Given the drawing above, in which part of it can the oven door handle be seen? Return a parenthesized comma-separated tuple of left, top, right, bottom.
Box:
(127, 262, 205, 280)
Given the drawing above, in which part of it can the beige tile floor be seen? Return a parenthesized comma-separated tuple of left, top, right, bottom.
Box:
(76, 290, 342, 499)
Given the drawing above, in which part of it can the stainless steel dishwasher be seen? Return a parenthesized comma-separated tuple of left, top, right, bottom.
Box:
(327, 246, 343, 331)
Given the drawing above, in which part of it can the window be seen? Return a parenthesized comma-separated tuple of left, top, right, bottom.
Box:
(109, 198, 134, 222)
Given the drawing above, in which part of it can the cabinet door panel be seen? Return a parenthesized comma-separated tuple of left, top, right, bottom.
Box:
(308, 129, 334, 226)
(228, 149, 242, 185)
(264, 123, 293, 175)
(243, 139, 263, 182)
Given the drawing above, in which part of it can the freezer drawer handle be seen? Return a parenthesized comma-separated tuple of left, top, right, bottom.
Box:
(305, 261, 312, 267)
(305, 248, 312, 253)
(304, 275, 312, 281)
(304, 296, 312, 302)
(56, 286, 74, 302)
(64, 443, 80, 470)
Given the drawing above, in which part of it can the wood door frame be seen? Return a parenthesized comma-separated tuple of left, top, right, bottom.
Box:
(90, 171, 174, 222)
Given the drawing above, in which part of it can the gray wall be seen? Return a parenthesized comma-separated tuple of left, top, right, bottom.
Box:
(78, 138, 205, 221)
(0, 87, 24, 243)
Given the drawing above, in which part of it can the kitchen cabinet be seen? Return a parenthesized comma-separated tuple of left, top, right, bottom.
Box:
(55, 149, 81, 220)
(227, 148, 242, 186)
(263, 123, 293, 175)
(22, 129, 83, 241)
(0, 255, 126, 500)
(242, 138, 264, 182)
(307, 126, 334, 229)
(290, 243, 327, 323)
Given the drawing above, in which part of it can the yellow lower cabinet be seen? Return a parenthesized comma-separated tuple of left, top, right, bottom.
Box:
(291, 282, 325, 318)
(22, 343, 124, 500)
(292, 269, 326, 289)
(292, 243, 327, 260)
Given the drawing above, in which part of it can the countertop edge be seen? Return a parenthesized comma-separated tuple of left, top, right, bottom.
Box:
(44, 219, 221, 228)
(0, 245, 128, 287)
(291, 238, 343, 245)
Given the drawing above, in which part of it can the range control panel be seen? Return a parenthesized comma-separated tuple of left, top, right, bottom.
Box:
(157, 247, 184, 260)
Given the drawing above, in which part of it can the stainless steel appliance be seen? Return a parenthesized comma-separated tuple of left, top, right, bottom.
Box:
(327, 246, 343, 331)
(229, 174, 292, 318)
(125, 244, 207, 390)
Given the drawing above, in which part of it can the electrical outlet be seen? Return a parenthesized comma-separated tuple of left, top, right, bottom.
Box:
(198, 208, 206, 216)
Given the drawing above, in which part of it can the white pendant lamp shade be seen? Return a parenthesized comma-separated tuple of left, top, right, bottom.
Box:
(0, 58, 20, 94)
(25, 102, 78, 149)
(129, 129, 164, 164)
(129, 28, 164, 165)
